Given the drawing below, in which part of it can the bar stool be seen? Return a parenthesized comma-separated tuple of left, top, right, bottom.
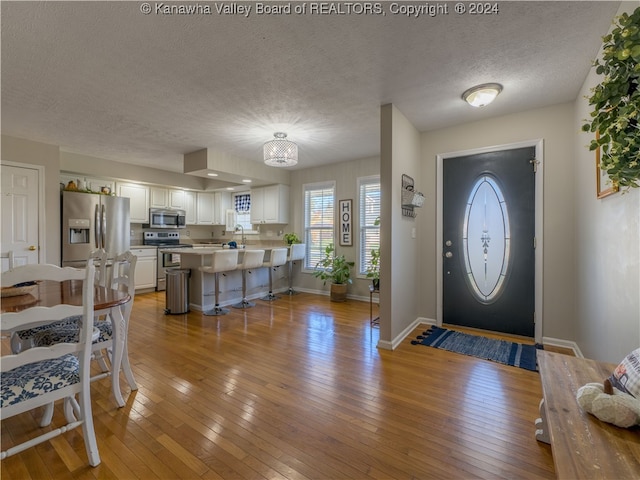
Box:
(261, 248, 288, 301)
(200, 249, 239, 316)
(286, 243, 306, 295)
(232, 249, 265, 309)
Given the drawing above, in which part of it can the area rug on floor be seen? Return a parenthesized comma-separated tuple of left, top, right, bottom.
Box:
(411, 326, 542, 371)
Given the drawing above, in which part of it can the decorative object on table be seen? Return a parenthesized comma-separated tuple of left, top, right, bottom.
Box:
(576, 348, 640, 428)
(582, 6, 640, 191)
(411, 326, 541, 371)
(338, 199, 353, 246)
(365, 216, 380, 289)
(401, 174, 424, 218)
(264, 132, 298, 167)
(283, 232, 301, 245)
(312, 243, 354, 302)
(1, 281, 38, 298)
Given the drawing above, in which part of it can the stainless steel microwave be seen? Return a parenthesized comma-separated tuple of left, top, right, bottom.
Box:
(148, 208, 186, 229)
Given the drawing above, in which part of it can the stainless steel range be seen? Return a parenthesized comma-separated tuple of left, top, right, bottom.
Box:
(143, 231, 192, 291)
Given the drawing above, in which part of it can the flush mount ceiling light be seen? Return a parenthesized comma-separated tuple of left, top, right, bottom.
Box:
(462, 83, 503, 107)
(264, 132, 298, 167)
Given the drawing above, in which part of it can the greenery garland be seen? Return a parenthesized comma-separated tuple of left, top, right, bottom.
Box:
(582, 7, 640, 189)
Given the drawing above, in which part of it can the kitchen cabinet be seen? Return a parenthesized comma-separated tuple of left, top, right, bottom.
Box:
(184, 191, 197, 224)
(214, 191, 232, 225)
(196, 192, 215, 225)
(131, 247, 157, 291)
(149, 187, 169, 209)
(251, 184, 289, 224)
(117, 182, 149, 223)
(169, 189, 186, 209)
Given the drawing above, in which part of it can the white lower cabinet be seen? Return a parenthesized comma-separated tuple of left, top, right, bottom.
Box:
(131, 248, 157, 291)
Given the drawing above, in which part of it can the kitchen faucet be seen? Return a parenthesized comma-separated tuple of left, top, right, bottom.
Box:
(235, 224, 246, 246)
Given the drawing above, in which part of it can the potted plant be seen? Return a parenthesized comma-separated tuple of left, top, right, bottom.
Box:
(365, 217, 381, 290)
(582, 7, 640, 190)
(283, 232, 301, 245)
(312, 243, 354, 302)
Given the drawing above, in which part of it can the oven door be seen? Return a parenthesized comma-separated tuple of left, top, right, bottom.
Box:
(156, 250, 184, 291)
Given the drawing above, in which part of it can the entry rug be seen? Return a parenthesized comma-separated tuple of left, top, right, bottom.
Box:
(412, 326, 542, 371)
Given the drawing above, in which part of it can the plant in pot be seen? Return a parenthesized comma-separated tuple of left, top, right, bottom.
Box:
(582, 7, 640, 190)
(365, 217, 381, 290)
(312, 243, 354, 302)
(283, 232, 301, 245)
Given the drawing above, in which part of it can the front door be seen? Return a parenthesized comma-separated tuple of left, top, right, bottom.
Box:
(442, 147, 535, 337)
(1, 164, 40, 270)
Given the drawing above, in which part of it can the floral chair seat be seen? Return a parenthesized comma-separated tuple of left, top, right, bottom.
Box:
(1, 353, 79, 408)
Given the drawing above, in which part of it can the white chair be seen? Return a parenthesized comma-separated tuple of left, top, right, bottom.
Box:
(261, 248, 288, 302)
(89, 248, 108, 287)
(0, 262, 101, 466)
(1, 250, 14, 272)
(286, 243, 306, 295)
(232, 250, 265, 309)
(12, 251, 138, 408)
(200, 249, 238, 316)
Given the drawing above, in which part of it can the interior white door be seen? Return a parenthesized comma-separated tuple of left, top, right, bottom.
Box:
(1, 164, 40, 269)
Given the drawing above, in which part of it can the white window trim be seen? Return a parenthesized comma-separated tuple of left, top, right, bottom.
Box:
(302, 180, 336, 273)
(357, 175, 380, 278)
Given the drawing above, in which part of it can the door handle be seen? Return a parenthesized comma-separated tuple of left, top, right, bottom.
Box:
(28, 245, 37, 251)
(444, 251, 453, 258)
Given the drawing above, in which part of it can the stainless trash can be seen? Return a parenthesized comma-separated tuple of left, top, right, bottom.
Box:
(165, 268, 190, 314)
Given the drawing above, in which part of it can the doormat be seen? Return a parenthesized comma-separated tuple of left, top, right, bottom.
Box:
(411, 326, 542, 371)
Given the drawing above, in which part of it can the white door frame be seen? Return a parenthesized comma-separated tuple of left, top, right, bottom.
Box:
(436, 139, 544, 343)
(1, 160, 46, 264)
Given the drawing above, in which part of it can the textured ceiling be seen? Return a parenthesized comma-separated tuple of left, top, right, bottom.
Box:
(1, 1, 621, 175)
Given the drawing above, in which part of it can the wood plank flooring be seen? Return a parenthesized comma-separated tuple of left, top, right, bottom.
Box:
(2, 292, 557, 479)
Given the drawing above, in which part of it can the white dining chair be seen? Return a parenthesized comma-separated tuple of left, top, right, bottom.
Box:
(0, 261, 101, 466)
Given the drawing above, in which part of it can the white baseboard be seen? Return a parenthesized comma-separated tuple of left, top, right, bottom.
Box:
(542, 337, 583, 358)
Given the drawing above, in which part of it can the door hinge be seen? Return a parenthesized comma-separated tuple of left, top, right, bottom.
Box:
(529, 158, 540, 173)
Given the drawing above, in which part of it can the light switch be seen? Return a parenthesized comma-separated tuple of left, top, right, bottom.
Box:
(411, 227, 416, 239)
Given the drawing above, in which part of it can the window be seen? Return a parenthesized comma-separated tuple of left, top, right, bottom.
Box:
(234, 193, 252, 231)
(304, 181, 335, 270)
(358, 176, 380, 276)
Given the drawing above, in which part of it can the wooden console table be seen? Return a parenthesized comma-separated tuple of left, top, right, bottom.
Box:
(536, 350, 640, 479)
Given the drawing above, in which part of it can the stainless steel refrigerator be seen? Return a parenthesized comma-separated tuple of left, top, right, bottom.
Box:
(61, 190, 130, 267)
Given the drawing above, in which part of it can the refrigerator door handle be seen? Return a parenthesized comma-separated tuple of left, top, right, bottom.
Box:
(101, 204, 107, 250)
(94, 204, 100, 249)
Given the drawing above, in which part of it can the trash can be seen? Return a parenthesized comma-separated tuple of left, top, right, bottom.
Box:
(165, 268, 190, 315)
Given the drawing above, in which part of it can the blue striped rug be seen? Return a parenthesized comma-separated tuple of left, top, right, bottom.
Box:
(411, 326, 541, 371)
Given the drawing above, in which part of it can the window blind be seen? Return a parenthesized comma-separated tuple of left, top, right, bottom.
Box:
(304, 182, 335, 270)
(359, 177, 380, 275)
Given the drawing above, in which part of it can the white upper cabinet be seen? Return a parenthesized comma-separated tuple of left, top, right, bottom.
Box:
(149, 187, 169, 209)
(184, 191, 197, 224)
(117, 182, 149, 223)
(250, 184, 289, 224)
(196, 192, 215, 225)
(169, 189, 186, 209)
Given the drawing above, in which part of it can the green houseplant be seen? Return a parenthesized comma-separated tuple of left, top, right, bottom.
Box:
(582, 7, 640, 190)
(283, 232, 301, 245)
(365, 217, 381, 289)
(312, 243, 354, 302)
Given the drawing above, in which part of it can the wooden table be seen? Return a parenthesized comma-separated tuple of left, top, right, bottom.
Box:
(536, 350, 640, 479)
(2, 280, 132, 407)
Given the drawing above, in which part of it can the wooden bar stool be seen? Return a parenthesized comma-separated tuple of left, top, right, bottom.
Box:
(200, 249, 239, 316)
(232, 249, 265, 309)
(286, 243, 306, 295)
(261, 248, 288, 302)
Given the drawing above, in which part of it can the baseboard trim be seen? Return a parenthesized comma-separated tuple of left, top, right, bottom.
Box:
(542, 337, 583, 358)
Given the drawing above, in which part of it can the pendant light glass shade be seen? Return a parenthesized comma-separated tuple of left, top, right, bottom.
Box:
(462, 83, 503, 107)
(264, 132, 298, 167)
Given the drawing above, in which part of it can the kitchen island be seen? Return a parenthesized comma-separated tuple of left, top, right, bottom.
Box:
(160, 247, 288, 312)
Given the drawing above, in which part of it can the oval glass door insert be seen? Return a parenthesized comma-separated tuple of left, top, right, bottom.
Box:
(462, 175, 510, 303)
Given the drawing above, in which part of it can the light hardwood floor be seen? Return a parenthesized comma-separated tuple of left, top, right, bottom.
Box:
(2, 291, 557, 479)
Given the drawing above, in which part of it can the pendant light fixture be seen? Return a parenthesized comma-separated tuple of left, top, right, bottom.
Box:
(264, 132, 298, 167)
(462, 83, 503, 107)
